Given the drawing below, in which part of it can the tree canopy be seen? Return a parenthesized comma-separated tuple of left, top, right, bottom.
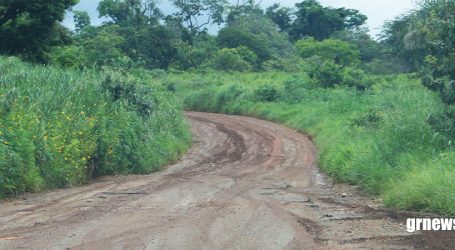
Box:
(0, 0, 374, 70)
(290, 0, 366, 40)
(0, 0, 78, 62)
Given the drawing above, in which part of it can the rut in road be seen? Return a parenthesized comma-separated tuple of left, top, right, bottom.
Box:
(0, 112, 450, 249)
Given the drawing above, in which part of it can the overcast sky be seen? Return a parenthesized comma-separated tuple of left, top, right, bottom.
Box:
(64, 0, 417, 38)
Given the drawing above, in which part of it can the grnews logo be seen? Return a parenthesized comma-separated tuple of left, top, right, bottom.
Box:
(407, 218, 455, 232)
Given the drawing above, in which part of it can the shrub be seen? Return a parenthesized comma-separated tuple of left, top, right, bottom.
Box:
(282, 79, 313, 103)
(255, 84, 280, 102)
(309, 60, 343, 88)
(211, 48, 252, 72)
(262, 56, 305, 72)
(101, 72, 156, 117)
(341, 67, 371, 91)
(296, 38, 361, 66)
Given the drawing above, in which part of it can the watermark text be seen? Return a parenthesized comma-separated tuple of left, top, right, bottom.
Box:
(407, 218, 455, 232)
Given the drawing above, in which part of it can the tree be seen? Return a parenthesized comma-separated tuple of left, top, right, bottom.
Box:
(265, 3, 293, 32)
(73, 10, 91, 33)
(211, 47, 252, 72)
(217, 26, 270, 61)
(380, 15, 417, 69)
(331, 28, 381, 62)
(296, 38, 360, 66)
(122, 24, 179, 69)
(411, 0, 455, 103)
(381, 0, 455, 139)
(226, 0, 263, 24)
(289, 0, 366, 40)
(92, 0, 179, 69)
(98, 0, 162, 27)
(0, 0, 78, 62)
(174, 34, 218, 70)
(217, 14, 294, 64)
(382, 0, 455, 102)
(171, 0, 227, 35)
(80, 25, 128, 68)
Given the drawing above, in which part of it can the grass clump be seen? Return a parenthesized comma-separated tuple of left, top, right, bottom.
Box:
(0, 57, 191, 197)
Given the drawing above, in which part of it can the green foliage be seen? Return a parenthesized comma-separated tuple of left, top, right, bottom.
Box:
(174, 37, 218, 70)
(210, 48, 253, 72)
(80, 25, 129, 68)
(225, 0, 263, 24)
(73, 10, 91, 33)
(98, 0, 162, 25)
(265, 3, 293, 32)
(351, 108, 383, 128)
(48, 0, 181, 70)
(296, 38, 361, 66)
(281, 78, 313, 103)
(101, 73, 156, 117)
(262, 56, 305, 72)
(384, 152, 455, 215)
(382, 0, 455, 149)
(171, 71, 453, 215)
(331, 29, 381, 63)
(289, 0, 367, 40)
(172, 0, 227, 34)
(217, 26, 269, 61)
(123, 24, 179, 69)
(0, 57, 190, 198)
(255, 84, 279, 102)
(50, 45, 84, 68)
(306, 59, 343, 88)
(217, 14, 294, 64)
(296, 38, 370, 89)
(382, 0, 455, 81)
(341, 67, 371, 91)
(0, 0, 78, 62)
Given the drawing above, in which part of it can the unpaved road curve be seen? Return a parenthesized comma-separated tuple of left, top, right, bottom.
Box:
(0, 112, 452, 249)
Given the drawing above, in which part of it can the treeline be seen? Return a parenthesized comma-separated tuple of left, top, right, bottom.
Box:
(2, 0, 452, 83)
(1, 0, 398, 74)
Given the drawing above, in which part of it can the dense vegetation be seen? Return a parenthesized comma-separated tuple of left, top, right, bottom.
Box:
(0, 57, 190, 197)
(1, 0, 454, 215)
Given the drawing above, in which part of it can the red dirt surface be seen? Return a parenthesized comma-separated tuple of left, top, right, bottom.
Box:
(0, 112, 453, 249)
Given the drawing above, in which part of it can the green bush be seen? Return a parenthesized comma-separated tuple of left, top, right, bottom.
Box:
(341, 67, 371, 91)
(281, 78, 313, 103)
(255, 84, 280, 102)
(262, 56, 305, 72)
(296, 38, 361, 66)
(309, 60, 343, 88)
(211, 48, 252, 72)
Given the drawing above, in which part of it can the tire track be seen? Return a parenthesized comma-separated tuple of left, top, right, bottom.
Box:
(0, 112, 452, 250)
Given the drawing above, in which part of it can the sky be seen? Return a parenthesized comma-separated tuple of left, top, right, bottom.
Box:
(63, 0, 418, 38)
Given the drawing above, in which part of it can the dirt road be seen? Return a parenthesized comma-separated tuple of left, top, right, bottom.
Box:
(0, 112, 451, 249)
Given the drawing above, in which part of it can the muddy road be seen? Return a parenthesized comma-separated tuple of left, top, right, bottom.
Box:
(0, 112, 451, 249)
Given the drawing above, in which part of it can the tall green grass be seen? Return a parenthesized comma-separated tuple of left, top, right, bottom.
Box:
(164, 71, 455, 216)
(0, 57, 191, 197)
